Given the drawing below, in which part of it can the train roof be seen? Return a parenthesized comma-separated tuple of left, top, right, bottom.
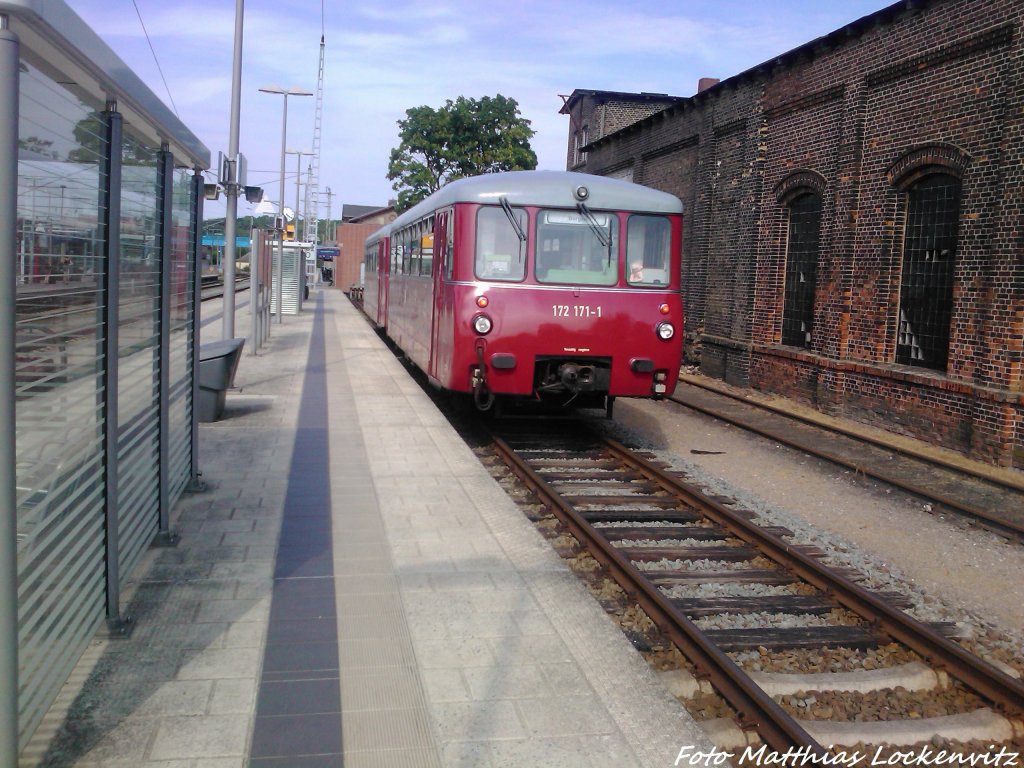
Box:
(367, 171, 683, 242)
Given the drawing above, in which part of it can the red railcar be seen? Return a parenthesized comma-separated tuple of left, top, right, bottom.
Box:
(363, 171, 683, 413)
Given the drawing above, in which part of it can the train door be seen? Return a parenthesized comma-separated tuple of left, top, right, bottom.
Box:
(427, 210, 448, 380)
(377, 238, 389, 327)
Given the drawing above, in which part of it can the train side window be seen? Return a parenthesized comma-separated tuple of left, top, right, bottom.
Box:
(410, 225, 421, 276)
(402, 229, 412, 275)
(446, 211, 455, 280)
(420, 217, 434, 276)
(475, 206, 526, 282)
(626, 215, 671, 286)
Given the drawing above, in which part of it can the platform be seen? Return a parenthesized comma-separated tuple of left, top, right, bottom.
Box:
(19, 288, 715, 767)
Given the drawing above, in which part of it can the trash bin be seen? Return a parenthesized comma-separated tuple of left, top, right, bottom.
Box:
(197, 337, 245, 422)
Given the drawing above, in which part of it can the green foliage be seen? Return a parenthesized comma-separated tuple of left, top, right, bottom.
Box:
(18, 137, 58, 159)
(66, 111, 158, 166)
(387, 94, 537, 211)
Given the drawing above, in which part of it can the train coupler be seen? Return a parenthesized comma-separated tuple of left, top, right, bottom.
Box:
(472, 346, 495, 411)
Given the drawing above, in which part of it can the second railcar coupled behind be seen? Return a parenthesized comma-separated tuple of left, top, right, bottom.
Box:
(363, 171, 684, 413)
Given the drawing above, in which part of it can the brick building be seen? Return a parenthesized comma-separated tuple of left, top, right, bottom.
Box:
(559, 90, 689, 171)
(563, 0, 1023, 468)
(333, 204, 395, 292)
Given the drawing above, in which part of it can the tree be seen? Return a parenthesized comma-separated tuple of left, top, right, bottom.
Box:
(67, 111, 157, 166)
(387, 94, 537, 211)
(18, 137, 58, 159)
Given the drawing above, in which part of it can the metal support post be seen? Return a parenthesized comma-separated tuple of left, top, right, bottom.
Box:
(222, 0, 244, 340)
(222, 155, 237, 336)
(188, 169, 206, 492)
(153, 148, 178, 547)
(0, 16, 21, 761)
(250, 230, 260, 354)
(325, 186, 332, 242)
(263, 262, 271, 343)
(288, 150, 307, 302)
(100, 102, 131, 636)
(289, 150, 306, 235)
(275, 98, 287, 323)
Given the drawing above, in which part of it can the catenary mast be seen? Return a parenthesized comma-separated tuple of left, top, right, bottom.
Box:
(304, 33, 325, 244)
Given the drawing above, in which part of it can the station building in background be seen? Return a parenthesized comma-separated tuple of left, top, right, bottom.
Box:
(563, 0, 1023, 468)
(2, 0, 209, 752)
(334, 202, 395, 292)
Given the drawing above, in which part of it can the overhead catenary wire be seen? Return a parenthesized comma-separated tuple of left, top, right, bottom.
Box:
(130, 0, 179, 118)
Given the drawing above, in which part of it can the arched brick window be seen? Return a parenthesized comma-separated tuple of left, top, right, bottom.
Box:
(896, 172, 961, 370)
(782, 192, 822, 348)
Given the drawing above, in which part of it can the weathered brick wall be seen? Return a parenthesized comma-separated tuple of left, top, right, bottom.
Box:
(757, 95, 844, 355)
(564, 96, 686, 170)
(564, 99, 599, 169)
(337, 216, 393, 291)
(602, 102, 673, 137)
(582, 87, 762, 377)
(570, 0, 1023, 466)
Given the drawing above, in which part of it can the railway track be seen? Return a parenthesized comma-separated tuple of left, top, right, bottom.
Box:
(200, 274, 249, 302)
(670, 379, 1024, 541)
(487, 421, 1024, 758)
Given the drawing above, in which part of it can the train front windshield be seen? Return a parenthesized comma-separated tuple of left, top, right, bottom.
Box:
(536, 210, 619, 286)
(472, 205, 672, 287)
(625, 215, 672, 287)
(475, 206, 527, 281)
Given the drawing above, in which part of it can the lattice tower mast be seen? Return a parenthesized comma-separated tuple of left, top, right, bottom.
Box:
(303, 33, 325, 243)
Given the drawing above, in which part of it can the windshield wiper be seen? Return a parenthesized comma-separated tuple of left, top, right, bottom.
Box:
(578, 201, 613, 265)
(499, 196, 527, 262)
(576, 202, 609, 247)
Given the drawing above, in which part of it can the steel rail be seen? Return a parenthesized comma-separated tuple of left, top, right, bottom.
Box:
(601, 435, 1024, 718)
(669, 389, 1024, 539)
(491, 434, 828, 756)
(200, 276, 250, 302)
(676, 377, 1024, 496)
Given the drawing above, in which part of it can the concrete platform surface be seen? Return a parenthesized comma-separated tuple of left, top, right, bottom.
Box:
(19, 288, 716, 767)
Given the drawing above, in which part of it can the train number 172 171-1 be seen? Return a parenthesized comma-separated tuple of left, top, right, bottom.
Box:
(552, 304, 603, 318)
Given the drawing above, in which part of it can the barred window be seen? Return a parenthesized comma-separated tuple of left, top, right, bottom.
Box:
(782, 192, 821, 348)
(573, 125, 588, 166)
(896, 173, 960, 370)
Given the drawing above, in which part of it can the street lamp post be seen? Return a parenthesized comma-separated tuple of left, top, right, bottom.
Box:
(285, 148, 310, 242)
(324, 186, 332, 243)
(222, 0, 244, 340)
(258, 85, 311, 323)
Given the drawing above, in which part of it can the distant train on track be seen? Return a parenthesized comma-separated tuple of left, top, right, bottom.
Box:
(362, 171, 684, 414)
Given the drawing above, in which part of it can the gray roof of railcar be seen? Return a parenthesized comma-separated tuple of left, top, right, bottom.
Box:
(367, 171, 682, 243)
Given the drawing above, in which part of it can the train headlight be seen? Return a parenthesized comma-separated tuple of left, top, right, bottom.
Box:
(659, 303, 671, 315)
(656, 322, 675, 340)
(476, 295, 489, 308)
(473, 314, 493, 335)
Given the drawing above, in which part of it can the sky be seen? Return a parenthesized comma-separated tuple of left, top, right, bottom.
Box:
(66, 0, 893, 220)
